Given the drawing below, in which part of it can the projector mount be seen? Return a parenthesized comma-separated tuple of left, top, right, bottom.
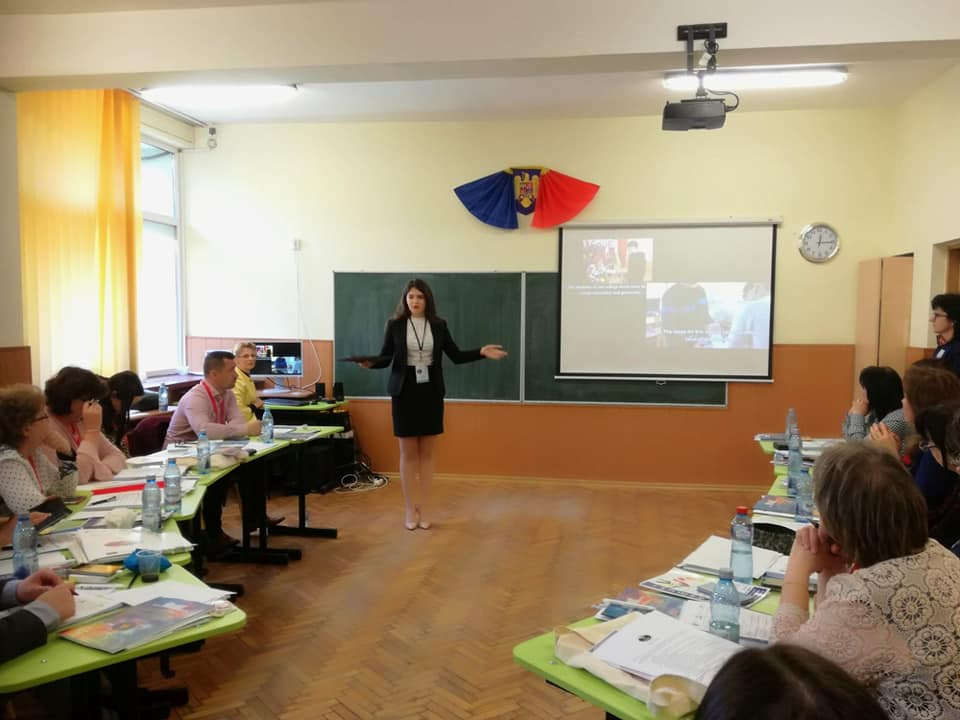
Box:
(676, 23, 739, 111)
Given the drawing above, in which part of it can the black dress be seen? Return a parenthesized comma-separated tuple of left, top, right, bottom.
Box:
(371, 317, 484, 438)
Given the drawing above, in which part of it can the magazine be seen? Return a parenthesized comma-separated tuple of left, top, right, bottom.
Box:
(60, 597, 212, 653)
(639, 568, 713, 602)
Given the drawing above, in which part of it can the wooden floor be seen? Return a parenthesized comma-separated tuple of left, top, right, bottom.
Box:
(10, 476, 765, 719)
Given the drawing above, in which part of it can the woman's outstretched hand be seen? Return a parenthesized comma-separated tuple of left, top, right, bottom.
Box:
(480, 345, 508, 360)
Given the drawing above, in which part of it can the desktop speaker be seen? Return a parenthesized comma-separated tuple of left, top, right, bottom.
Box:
(333, 382, 345, 401)
(315, 383, 325, 401)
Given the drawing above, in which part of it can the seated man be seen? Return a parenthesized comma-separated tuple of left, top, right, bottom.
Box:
(165, 351, 261, 556)
(0, 568, 75, 664)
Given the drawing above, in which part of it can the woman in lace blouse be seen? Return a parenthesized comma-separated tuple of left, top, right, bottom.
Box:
(773, 442, 960, 719)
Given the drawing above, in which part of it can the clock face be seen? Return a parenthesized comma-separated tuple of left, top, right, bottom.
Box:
(798, 223, 839, 263)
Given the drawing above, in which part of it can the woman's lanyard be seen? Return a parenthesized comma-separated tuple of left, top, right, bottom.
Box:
(409, 318, 428, 364)
(201, 381, 226, 424)
(27, 457, 43, 493)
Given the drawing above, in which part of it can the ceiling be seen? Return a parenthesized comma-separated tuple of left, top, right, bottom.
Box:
(1, 1, 958, 124)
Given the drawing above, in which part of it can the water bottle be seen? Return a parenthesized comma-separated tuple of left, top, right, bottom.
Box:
(795, 469, 815, 520)
(260, 407, 274, 444)
(196, 430, 211, 474)
(787, 431, 804, 497)
(709, 569, 741, 643)
(730, 506, 754, 585)
(12, 514, 38, 579)
(158, 382, 169, 412)
(785, 407, 797, 439)
(141, 477, 162, 532)
(163, 458, 182, 515)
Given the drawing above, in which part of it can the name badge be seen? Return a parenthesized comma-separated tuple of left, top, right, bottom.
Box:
(414, 364, 430, 384)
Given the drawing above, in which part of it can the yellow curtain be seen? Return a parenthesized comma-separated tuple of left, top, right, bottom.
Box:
(17, 90, 141, 383)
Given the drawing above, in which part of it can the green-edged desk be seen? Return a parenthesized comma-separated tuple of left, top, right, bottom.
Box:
(0, 564, 245, 716)
(262, 400, 349, 428)
(514, 590, 784, 720)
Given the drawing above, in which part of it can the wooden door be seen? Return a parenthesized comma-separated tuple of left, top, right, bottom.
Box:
(877, 256, 913, 377)
(854, 259, 882, 394)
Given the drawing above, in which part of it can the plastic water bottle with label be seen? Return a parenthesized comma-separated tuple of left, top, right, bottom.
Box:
(787, 419, 804, 497)
(795, 469, 815, 520)
(158, 382, 169, 412)
(163, 458, 182, 515)
(730, 506, 754, 585)
(12, 514, 38, 579)
(709, 568, 741, 643)
(196, 430, 211, 474)
(141, 477, 162, 532)
(260, 407, 274, 444)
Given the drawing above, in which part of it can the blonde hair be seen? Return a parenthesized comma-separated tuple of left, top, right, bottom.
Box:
(814, 443, 928, 567)
(233, 341, 256, 357)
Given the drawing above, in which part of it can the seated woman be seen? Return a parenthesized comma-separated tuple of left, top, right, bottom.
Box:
(0, 384, 79, 514)
(871, 359, 960, 512)
(773, 442, 960, 719)
(916, 402, 960, 548)
(842, 365, 911, 448)
(42, 366, 125, 484)
(695, 644, 888, 720)
(99, 370, 145, 450)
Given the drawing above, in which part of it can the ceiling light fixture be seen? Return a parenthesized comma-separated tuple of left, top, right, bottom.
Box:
(663, 67, 848, 92)
(139, 84, 299, 110)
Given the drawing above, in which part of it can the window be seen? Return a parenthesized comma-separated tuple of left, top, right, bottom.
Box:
(138, 141, 183, 374)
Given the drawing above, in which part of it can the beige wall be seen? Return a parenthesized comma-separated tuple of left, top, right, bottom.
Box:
(0, 90, 22, 347)
(893, 63, 960, 347)
(182, 106, 900, 345)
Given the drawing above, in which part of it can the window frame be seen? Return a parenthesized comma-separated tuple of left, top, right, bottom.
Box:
(139, 134, 185, 375)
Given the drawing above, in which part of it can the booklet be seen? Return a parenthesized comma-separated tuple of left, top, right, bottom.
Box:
(590, 611, 740, 686)
(639, 568, 713, 602)
(678, 536, 783, 580)
(60, 597, 212, 654)
(752, 495, 797, 518)
(77, 528, 194, 563)
(59, 591, 125, 630)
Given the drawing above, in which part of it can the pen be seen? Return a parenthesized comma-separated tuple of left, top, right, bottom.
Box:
(88, 496, 117, 506)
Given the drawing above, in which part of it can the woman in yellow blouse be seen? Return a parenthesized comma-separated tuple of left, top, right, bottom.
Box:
(232, 342, 263, 422)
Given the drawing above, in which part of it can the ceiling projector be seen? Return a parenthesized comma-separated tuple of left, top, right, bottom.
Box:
(662, 97, 728, 131)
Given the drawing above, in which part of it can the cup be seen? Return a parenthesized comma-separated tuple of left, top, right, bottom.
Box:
(136, 549, 162, 583)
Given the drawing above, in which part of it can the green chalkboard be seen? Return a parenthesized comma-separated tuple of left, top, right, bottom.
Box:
(523, 273, 726, 405)
(334, 273, 522, 400)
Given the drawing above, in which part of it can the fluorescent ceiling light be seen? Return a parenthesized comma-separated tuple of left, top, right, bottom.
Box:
(139, 84, 299, 109)
(663, 67, 847, 91)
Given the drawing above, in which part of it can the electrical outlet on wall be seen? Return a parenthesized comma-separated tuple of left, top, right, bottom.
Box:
(292, 237, 302, 252)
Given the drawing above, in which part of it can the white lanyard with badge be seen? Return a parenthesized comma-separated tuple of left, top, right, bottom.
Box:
(410, 318, 430, 384)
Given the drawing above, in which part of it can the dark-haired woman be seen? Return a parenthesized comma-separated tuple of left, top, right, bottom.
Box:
(100, 371, 145, 450)
(356, 279, 507, 530)
(931, 293, 960, 374)
(695, 644, 888, 720)
(915, 402, 960, 548)
(773, 443, 960, 719)
(842, 365, 911, 449)
(42, 367, 124, 484)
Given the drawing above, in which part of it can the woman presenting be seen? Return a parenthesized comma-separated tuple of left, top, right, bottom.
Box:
(356, 279, 507, 530)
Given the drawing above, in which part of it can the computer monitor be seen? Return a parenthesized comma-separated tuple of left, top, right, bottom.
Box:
(250, 341, 303, 378)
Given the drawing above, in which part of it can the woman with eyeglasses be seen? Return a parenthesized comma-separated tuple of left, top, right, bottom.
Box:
(0, 384, 79, 515)
(930, 293, 960, 374)
(232, 342, 264, 422)
(842, 365, 911, 450)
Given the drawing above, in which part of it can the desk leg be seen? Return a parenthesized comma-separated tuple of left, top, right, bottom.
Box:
(268, 440, 338, 539)
(215, 455, 301, 565)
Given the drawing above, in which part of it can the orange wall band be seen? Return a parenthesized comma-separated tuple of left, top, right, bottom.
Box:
(347, 344, 854, 487)
(185, 341, 854, 486)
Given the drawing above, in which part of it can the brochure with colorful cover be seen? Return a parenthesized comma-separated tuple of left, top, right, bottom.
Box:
(60, 597, 212, 653)
(752, 495, 798, 518)
(638, 568, 713, 602)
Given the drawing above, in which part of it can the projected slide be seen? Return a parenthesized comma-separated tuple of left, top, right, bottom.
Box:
(559, 224, 776, 379)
